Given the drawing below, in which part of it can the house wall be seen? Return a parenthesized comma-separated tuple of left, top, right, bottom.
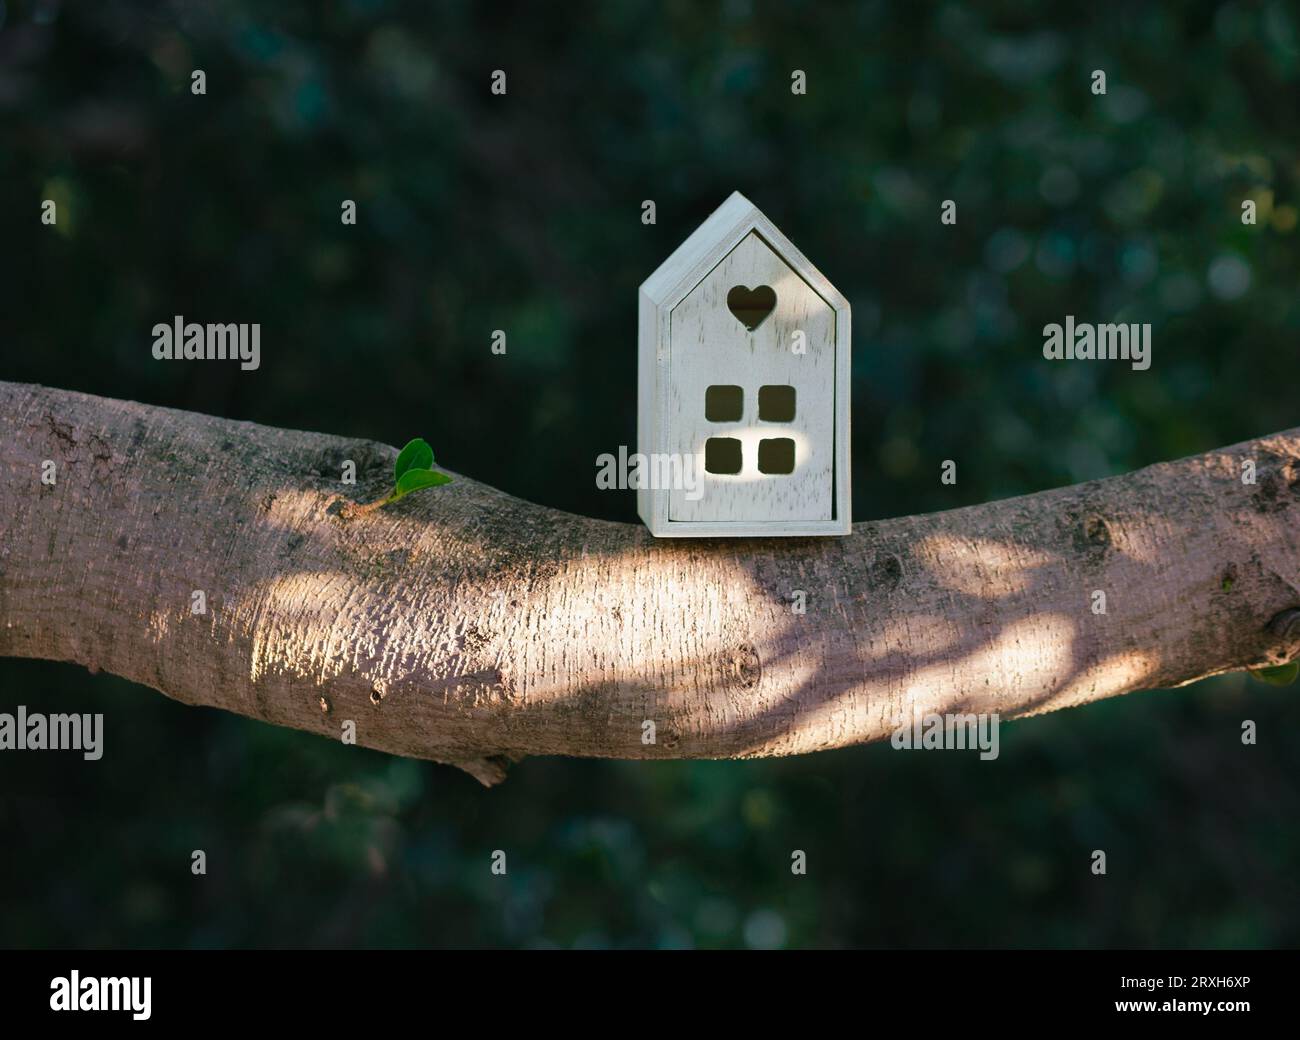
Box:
(664, 232, 837, 524)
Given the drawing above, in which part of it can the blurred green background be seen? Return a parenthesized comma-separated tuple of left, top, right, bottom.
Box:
(1, 0, 1298, 948)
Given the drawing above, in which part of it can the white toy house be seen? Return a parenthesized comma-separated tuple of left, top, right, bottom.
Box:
(637, 192, 851, 537)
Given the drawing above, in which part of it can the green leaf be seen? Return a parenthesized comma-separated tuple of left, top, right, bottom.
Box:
(1247, 662, 1300, 686)
(392, 468, 452, 500)
(394, 438, 434, 482)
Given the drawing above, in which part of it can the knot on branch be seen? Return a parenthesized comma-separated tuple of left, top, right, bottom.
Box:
(868, 551, 903, 593)
(1252, 451, 1300, 514)
(1263, 608, 1300, 665)
(1268, 608, 1300, 641)
(726, 644, 763, 689)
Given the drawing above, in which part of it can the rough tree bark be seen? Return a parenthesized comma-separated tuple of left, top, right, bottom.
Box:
(1, 380, 1298, 785)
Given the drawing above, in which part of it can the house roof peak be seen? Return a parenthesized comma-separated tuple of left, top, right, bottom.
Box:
(639, 192, 846, 313)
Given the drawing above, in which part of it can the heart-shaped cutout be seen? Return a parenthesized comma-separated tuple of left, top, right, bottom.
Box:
(727, 284, 776, 331)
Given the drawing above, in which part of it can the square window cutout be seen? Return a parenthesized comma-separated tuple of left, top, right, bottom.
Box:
(705, 437, 743, 474)
(758, 437, 795, 474)
(758, 385, 796, 422)
(705, 385, 743, 422)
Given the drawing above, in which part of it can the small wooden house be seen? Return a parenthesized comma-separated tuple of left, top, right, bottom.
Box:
(638, 192, 851, 537)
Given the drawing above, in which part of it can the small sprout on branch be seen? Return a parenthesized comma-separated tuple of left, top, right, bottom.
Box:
(350, 437, 452, 515)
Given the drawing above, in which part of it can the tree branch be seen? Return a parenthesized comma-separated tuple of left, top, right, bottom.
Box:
(2, 380, 1298, 785)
